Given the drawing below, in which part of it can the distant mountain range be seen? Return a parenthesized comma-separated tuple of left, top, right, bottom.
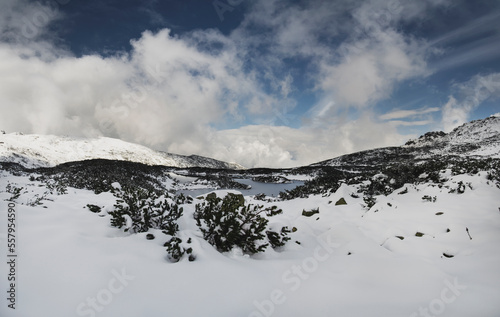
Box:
(1, 115, 499, 170)
(0, 134, 244, 170)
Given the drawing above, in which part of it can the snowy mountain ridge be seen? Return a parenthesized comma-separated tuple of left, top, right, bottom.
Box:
(404, 114, 500, 157)
(314, 115, 500, 167)
(0, 115, 498, 170)
(0, 133, 245, 170)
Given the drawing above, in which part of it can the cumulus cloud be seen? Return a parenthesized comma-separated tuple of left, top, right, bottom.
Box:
(442, 73, 500, 131)
(0, 0, 460, 167)
(231, 0, 437, 122)
(319, 37, 428, 108)
(317, 2, 433, 109)
(0, 23, 277, 149)
(202, 115, 408, 168)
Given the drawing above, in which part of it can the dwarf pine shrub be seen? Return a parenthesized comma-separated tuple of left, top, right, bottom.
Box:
(5, 183, 23, 202)
(109, 186, 183, 235)
(266, 226, 291, 249)
(194, 193, 290, 254)
(164, 236, 195, 263)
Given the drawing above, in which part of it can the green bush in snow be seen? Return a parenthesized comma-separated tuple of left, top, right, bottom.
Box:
(194, 193, 290, 255)
(109, 186, 183, 235)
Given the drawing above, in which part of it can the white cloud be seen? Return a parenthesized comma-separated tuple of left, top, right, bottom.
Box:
(442, 73, 500, 131)
(199, 115, 408, 168)
(0, 0, 66, 44)
(386, 120, 433, 127)
(230, 0, 437, 126)
(0, 0, 462, 167)
(442, 96, 465, 132)
(230, 0, 435, 122)
(0, 25, 279, 152)
(379, 107, 440, 120)
(319, 20, 430, 110)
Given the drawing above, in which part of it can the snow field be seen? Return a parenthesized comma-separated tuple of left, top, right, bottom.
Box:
(0, 171, 499, 317)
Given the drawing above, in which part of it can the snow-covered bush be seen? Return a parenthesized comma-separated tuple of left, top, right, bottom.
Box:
(164, 237, 195, 263)
(27, 193, 50, 207)
(86, 204, 102, 213)
(109, 186, 190, 262)
(422, 195, 437, 202)
(5, 183, 24, 202)
(266, 226, 291, 249)
(194, 193, 289, 255)
(363, 195, 376, 209)
(35, 159, 170, 195)
(43, 177, 69, 195)
(109, 186, 183, 235)
(174, 193, 193, 205)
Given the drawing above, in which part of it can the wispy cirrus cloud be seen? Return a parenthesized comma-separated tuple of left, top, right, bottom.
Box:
(380, 107, 440, 121)
(385, 120, 434, 127)
(428, 10, 500, 72)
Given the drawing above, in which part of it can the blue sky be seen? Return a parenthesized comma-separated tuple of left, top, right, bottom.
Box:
(1, 0, 500, 167)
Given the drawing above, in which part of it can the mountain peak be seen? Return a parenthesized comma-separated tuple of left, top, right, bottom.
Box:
(312, 115, 500, 167)
(404, 115, 500, 155)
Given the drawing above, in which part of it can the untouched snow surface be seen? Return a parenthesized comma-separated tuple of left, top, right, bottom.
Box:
(1, 170, 500, 317)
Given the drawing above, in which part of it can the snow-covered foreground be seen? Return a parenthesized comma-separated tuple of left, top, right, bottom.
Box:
(1, 171, 500, 317)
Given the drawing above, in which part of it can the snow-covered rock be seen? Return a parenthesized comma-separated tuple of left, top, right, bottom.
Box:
(404, 115, 500, 158)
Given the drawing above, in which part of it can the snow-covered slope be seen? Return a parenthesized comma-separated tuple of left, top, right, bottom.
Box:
(1, 163, 499, 317)
(404, 115, 500, 157)
(0, 133, 244, 169)
(313, 115, 500, 167)
(1, 116, 499, 316)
